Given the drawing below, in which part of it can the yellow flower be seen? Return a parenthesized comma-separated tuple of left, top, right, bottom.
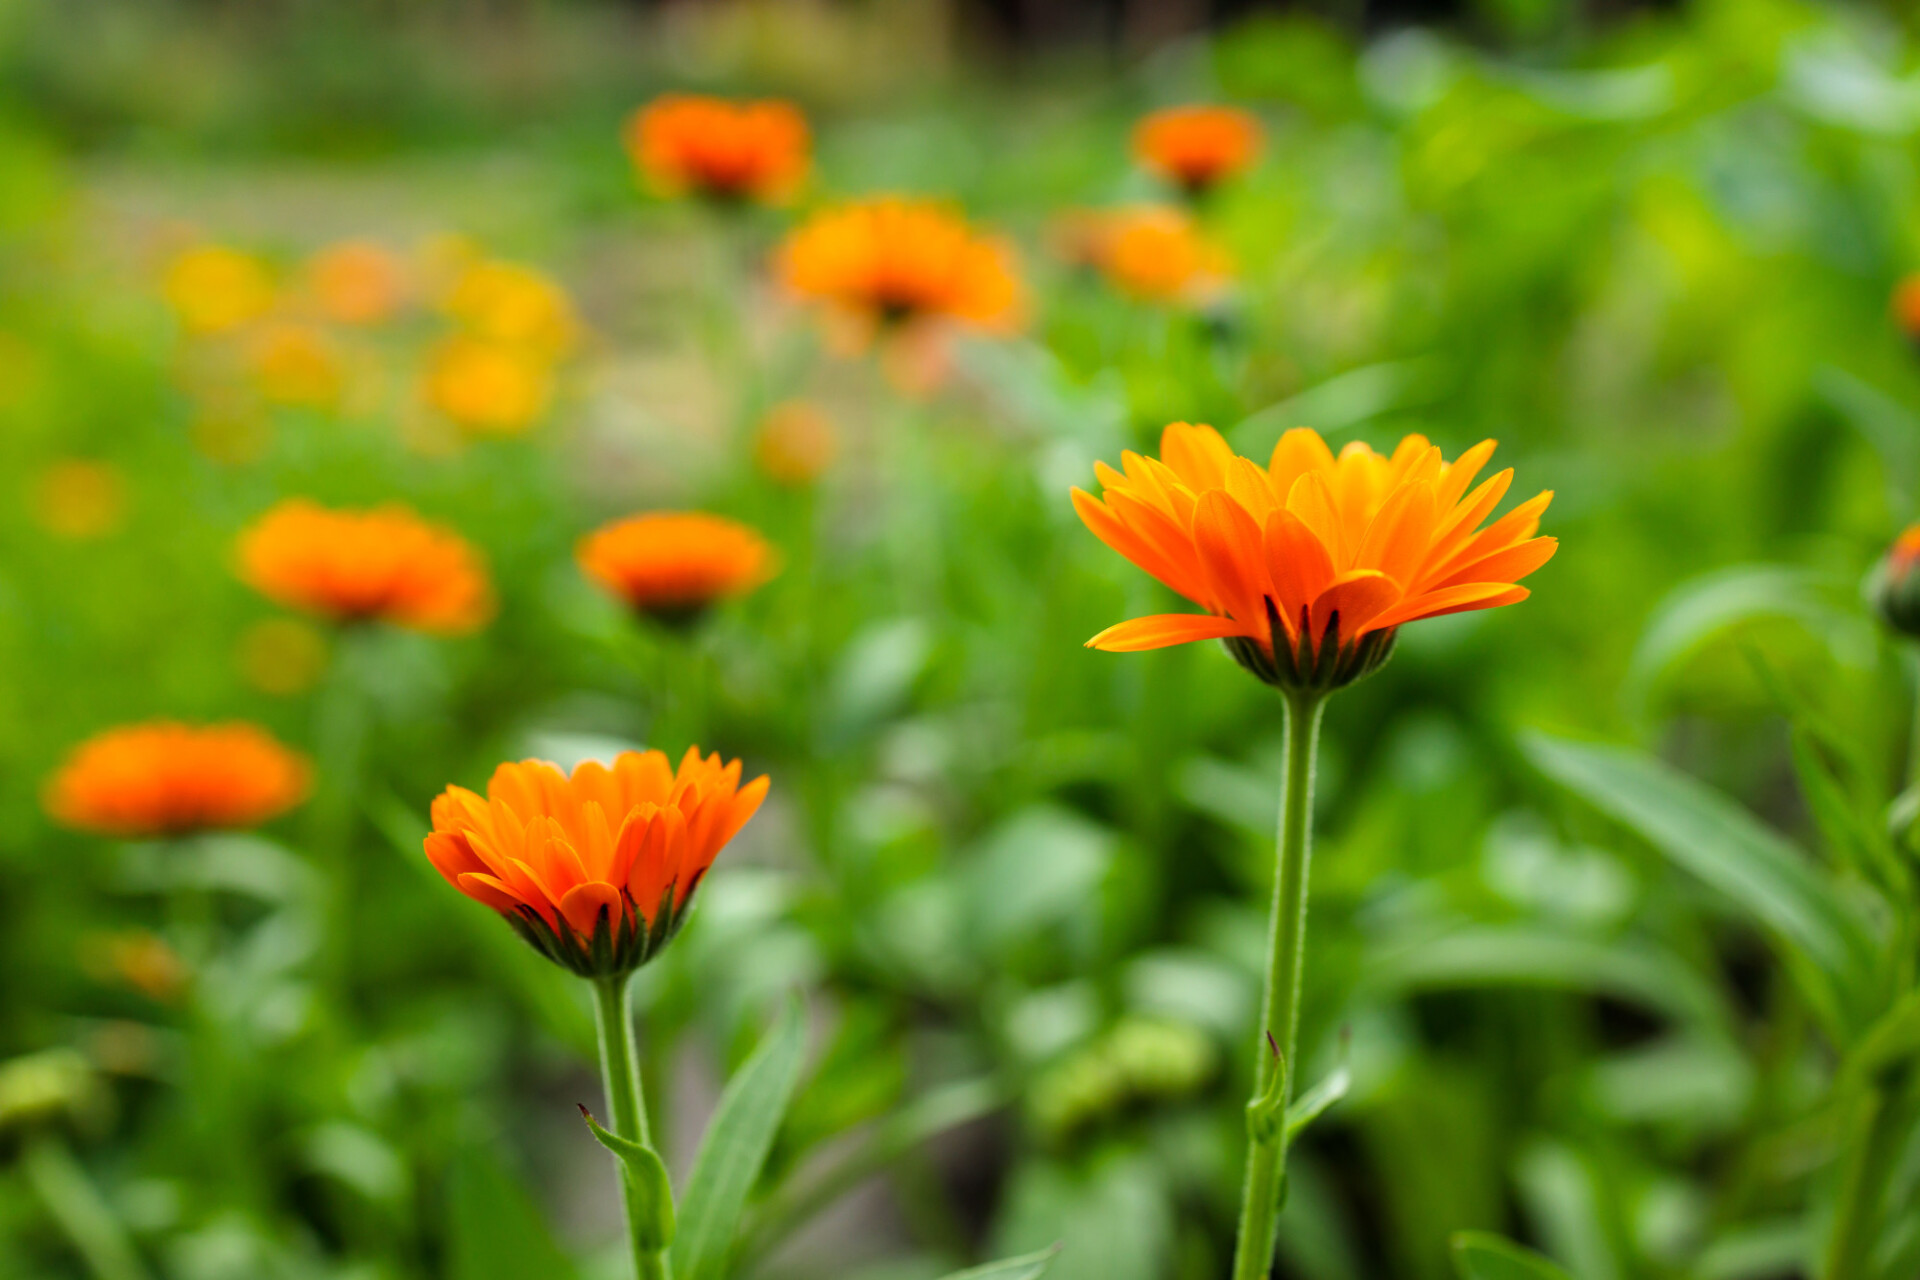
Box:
(249, 322, 344, 408)
(164, 246, 275, 335)
(443, 260, 578, 357)
(422, 336, 554, 436)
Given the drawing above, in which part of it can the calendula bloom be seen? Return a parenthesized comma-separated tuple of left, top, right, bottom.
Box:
(249, 322, 344, 408)
(1872, 525, 1920, 638)
(1133, 106, 1262, 195)
(423, 747, 769, 976)
(777, 197, 1023, 340)
(163, 246, 275, 335)
(239, 499, 494, 634)
(442, 260, 578, 357)
(1095, 206, 1231, 304)
(1075, 424, 1555, 691)
(626, 94, 810, 203)
(423, 336, 554, 435)
(306, 241, 408, 326)
(33, 460, 125, 540)
(578, 512, 776, 626)
(753, 400, 838, 486)
(47, 722, 311, 838)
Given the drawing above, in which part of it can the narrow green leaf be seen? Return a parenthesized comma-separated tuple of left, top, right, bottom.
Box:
(578, 1106, 674, 1250)
(670, 994, 808, 1280)
(1845, 988, 1920, 1087)
(1524, 734, 1878, 1034)
(1451, 1231, 1577, 1280)
(1286, 1065, 1351, 1142)
(446, 1144, 580, 1280)
(938, 1244, 1063, 1280)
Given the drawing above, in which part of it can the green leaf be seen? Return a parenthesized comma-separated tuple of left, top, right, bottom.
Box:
(1286, 1064, 1351, 1142)
(670, 994, 808, 1280)
(1845, 988, 1920, 1088)
(446, 1145, 580, 1280)
(1524, 734, 1879, 1035)
(578, 1106, 674, 1250)
(1451, 1231, 1577, 1280)
(938, 1244, 1064, 1280)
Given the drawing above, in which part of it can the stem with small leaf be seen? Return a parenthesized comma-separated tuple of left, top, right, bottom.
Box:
(592, 972, 673, 1280)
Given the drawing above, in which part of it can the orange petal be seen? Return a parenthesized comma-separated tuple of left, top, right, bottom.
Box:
(1097, 488, 1211, 604)
(1087, 613, 1250, 651)
(423, 831, 487, 887)
(1356, 480, 1438, 587)
(454, 871, 525, 914)
(1371, 582, 1530, 630)
(1427, 490, 1554, 583)
(1269, 427, 1336, 493)
(1192, 489, 1269, 624)
(1160, 422, 1232, 489)
(1431, 536, 1558, 592)
(1285, 471, 1349, 567)
(1435, 439, 1497, 508)
(1308, 569, 1403, 641)
(559, 881, 624, 936)
(1262, 508, 1334, 638)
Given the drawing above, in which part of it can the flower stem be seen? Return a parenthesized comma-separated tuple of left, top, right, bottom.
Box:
(592, 973, 671, 1280)
(1230, 690, 1326, 1280)
(22, 1131, 153, 1280)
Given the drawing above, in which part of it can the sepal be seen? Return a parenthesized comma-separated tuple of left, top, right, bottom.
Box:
(502, 879, 703, 978)
(1222, 597, 1396, 693)
(579, 1104, 676, 1250)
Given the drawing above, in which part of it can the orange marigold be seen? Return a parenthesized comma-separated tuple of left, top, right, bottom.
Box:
(424, 747, 769, 975)
(777, 197, 1023, 338)
(1090, 206, 1231, 304)
(239, 499, 494, 634)
(1133, 105, 1262, 196)
(307, 240, 408, 326)
(578, 512, 775, 625)
(1075, 423, 1555, 691)
(626, 94, 810, 204)
(48, 722, 311, 838)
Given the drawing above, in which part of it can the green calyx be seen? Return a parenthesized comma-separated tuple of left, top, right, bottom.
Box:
(502, 883, 699, 978)
(1222, 597, 1397, 694)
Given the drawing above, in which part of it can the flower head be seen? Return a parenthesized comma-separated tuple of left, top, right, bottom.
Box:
(1071, 206, 1231, 304)
(164, 246, 275, 335)
(753, 400, 838, 486)
(1872, 525, 1920, 637)
(777, 197, 1023, 340)
(239, 499, 494, 634)
(577, 512, 775, 626)
(424, 747, 769, 976)
(442, 260, 578, 357)
(1133, 106, 1262, 196)
(306, 241, 408, 326)
(1074, 424, 1555, 692)
(626, 94, 810, 204)
(48, 722, 310, 838)
(423, 336, 554, 436)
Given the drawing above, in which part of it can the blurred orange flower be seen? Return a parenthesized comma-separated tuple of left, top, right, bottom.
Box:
(777, 197, 1023, 340)
(239, 499, 494, 634)
(423, 336, 553, 435)
(1075, 423, 1555, 690)
(163, 246, 275, 335)
(48, 721, 311, 838)
(753, 400, 838, 485)
(1133, 106, 1262, 196)
(33, 460, 126, 539)
(442, 260, 578, 357)
(578, 511, 776, 625)
(626, 94, 810, 203)
(424, 747, 769, 975)
(1061, 206, 1230, 304)
(307, 241, 408, 326)
(250, 322, 344, 408)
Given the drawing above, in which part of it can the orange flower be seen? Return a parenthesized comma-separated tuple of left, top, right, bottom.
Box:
(1133, 106, 1262, 195)
(423, 336, 554, 436)
(1873, 524, 1920, 637)
(163, 246, 275, 335)
(753, 400, 838, 486)
(1070, 206, 1231, 304)
(423, 747, 769, 975)
(578, 512, 776, 625)
(1075, 424, 1555, 691)
(777, 197, 1023, 339)
(307, 240, 408, 326)
(238, 499, 494, 634)
(626, 94, 810, 203)
(47, 722, 310, 838)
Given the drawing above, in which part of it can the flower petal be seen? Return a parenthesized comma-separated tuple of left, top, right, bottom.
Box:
(1192, 489, 1269, 624)
(1086, 613, 1250, 651)
(559, 881, 624, 936)
(1262, 508, 1334, 639)
(1308, 569, 1402, 640)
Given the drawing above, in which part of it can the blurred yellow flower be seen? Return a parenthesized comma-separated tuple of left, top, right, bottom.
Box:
(754, 400, 838, 486)
(237, 617, 331, 696)
(307, 240, 408, 326)
(250, 322, 344, 408)
(443, 259, 578, 357)
(163, 245, 275, 335)
(423, 336, 554, 436)
(32, 459, 125, 540)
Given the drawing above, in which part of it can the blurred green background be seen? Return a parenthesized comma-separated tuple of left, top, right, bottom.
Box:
(7, 1, 1920, 1278)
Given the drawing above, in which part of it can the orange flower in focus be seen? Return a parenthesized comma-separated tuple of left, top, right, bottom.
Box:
(307, 241, 408, 326)
(239, 499, 494, 634)
(578, 512, 776, 625)
(423, 336, 553, 435)
(164, 246, 275, 335)
(1075, 424, 1555, 691)
(1134, 106, 1262, 196)
(754, 400, 838, 486)
(424, 747, 769, 975)
(250, 322, 344, 408)
(33, 460, 126, 540)
(627, 94, 810, 203)
(443, 260, 578, 357)
(48, 722, 311, 838)
(778, 198, 1023, 340)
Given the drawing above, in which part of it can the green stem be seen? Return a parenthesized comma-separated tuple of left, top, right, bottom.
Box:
(1821, 1070, 1914, 1280)
(593, 973, 671, 1280)
(1230, 691, 1326, 1280)
(22, 1131, 153, 1280)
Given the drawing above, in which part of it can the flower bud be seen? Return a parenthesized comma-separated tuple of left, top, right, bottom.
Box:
(1871, 525, 1920, 637)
